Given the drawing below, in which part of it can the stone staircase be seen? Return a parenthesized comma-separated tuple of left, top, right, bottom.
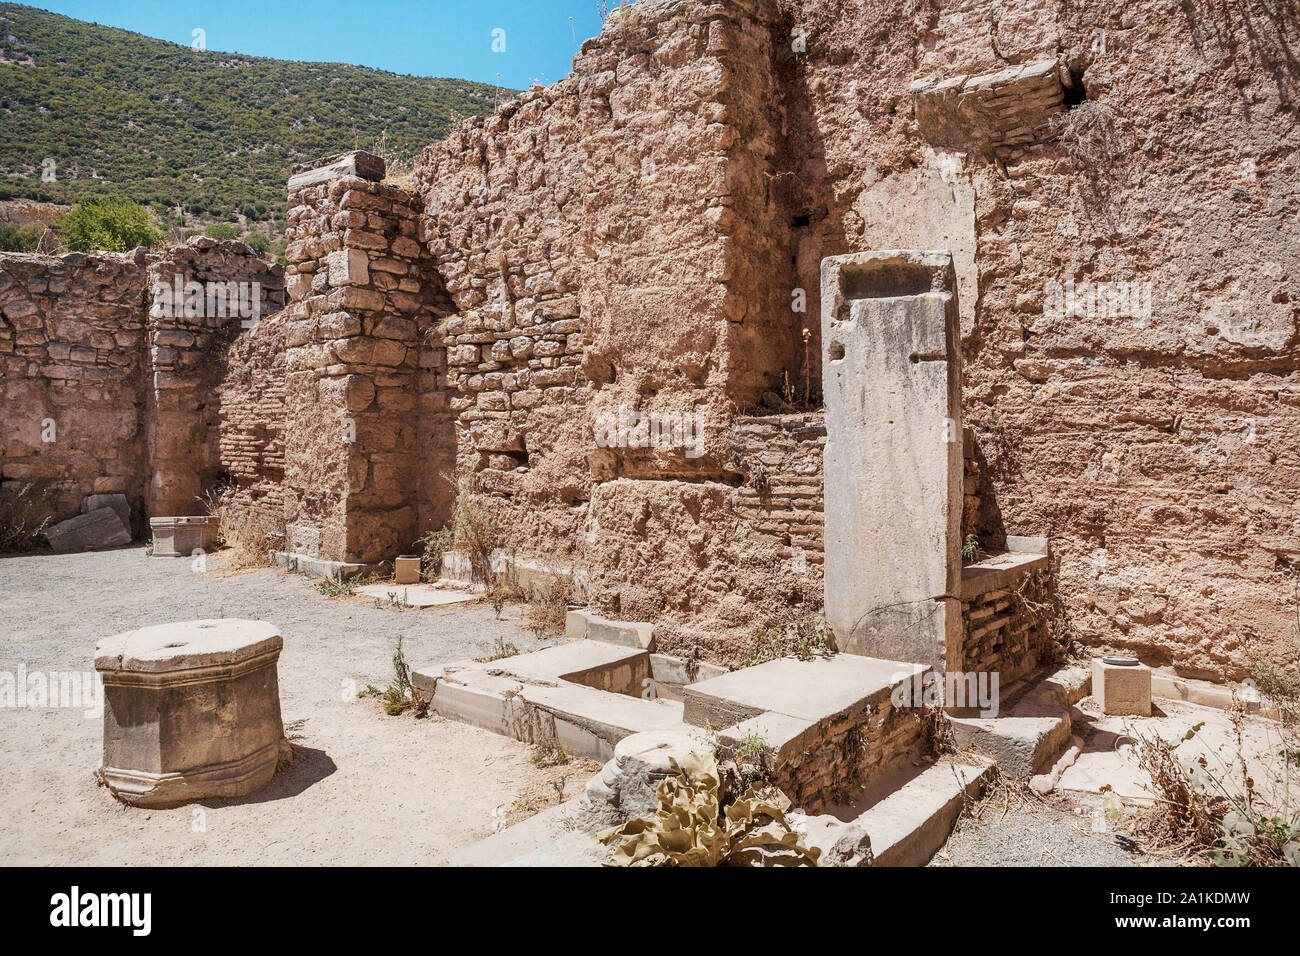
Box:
(418, 621, 1050, 867)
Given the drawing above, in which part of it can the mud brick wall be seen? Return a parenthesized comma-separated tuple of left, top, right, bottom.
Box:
(731, 412, 825, 575)
(146, 239, 286, 517)
(219, 312, 288, 531)
(961, 569, 1054, 683)
(0, 250, 150, 527)
(281, 169, 451, 563)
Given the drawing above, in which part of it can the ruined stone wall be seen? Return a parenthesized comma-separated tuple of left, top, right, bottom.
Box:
(628, 0, 1296, 679)
(151, 0, 1290, 680)
(961, 566, 1054, 683)
(0, 239, 285, 543)
(146, 239, 286, 518)
(413, 0, 815, 657)
(731, 413, 826, 575)
(0, 250, 150, 529)
(897, 0, 1300, 680)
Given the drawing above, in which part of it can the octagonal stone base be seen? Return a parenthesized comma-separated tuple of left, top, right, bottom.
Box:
(94, 619, 290, 808)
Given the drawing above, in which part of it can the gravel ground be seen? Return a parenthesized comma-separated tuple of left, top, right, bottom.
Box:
(931, 791, 1143, 867)
(0, 546, 576, 866)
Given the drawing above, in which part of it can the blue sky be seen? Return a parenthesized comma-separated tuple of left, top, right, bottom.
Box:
(33, 0, 618, 88)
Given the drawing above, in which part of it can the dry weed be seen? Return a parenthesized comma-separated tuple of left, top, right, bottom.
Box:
(200, 488, 283, 571)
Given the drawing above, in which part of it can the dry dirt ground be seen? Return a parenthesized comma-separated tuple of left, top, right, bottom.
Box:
(0, 545, 597, 866)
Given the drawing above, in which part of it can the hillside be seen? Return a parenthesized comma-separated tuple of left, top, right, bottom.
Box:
(0, 3, 506, 226)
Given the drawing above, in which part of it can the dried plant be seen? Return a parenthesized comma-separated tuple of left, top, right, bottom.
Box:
(1132, 713, 1300, 866)
(740, 611, 834, 668)
(1052, 100, 1123, 170)
(199, 486, 283, 570)
(415, 524, 454, 581)
(475, 636, 521, 663)
(918, 703, 959, 757)
(445, 467, 505, 595)
(523, 573, 573, 637)
(0, 480, 57, 552)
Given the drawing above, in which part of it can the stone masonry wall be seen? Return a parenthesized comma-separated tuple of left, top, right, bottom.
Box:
(145, 239, 286, 517)
(0, 250, 150, 530)
(13, 0, 1293, 681)
(413, 0, 811, 657)
(1, 239, 283, 538)
(961, 567, 1054, 683)
(723, 0, 1296, 679)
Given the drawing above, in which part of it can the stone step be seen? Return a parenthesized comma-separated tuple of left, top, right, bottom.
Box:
(565, 609, 655, 650)
(850, 756, 996, 866)
(413, 642, 680, 762)
(518, 685, 684, 762)
(682, 654, 926, 730)
(448, 800, 608, 867)
(948, 710, 1071, 778)
(947, 664, 1089, 778)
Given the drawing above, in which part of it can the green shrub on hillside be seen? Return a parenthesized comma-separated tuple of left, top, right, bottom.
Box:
(57, 196, 161, 252)
(0, 222, 46, 251)
(0, 4, 508, 220)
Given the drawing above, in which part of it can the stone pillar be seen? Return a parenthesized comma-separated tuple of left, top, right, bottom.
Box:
(281, 151, 437, 566)
(820, 251, 963, 672)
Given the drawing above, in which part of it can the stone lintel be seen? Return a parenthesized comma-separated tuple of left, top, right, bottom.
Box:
(288, 150, 386, 190)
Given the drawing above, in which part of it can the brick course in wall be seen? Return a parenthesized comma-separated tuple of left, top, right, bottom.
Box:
(772, 692, 926, 814)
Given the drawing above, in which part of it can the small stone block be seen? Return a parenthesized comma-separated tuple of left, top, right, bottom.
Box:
(149, 516, 219, 558)
(1092, 659, 1152, 716)
(288, 150, 385, 189)
(394, 555, 420, 585)
(45, 507, 132, 553)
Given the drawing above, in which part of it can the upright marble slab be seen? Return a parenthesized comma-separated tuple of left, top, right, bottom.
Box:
(820, 251, 963, 671)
